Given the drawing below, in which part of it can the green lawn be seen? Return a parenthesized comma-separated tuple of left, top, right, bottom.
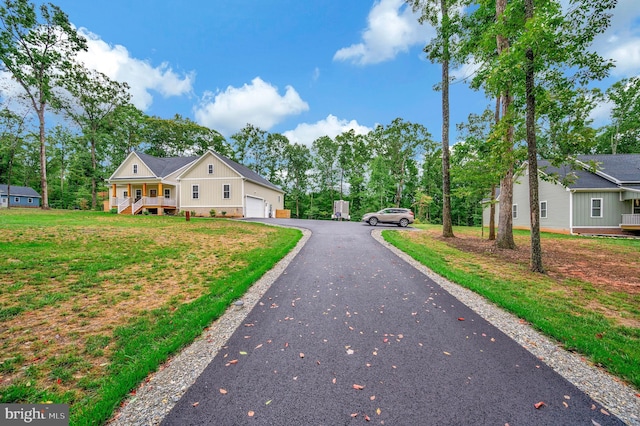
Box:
(383, 225, 640, 392)
(0, 209, 301, 425)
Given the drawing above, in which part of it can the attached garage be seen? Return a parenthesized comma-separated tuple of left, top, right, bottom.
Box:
(245, 196, 265, 218)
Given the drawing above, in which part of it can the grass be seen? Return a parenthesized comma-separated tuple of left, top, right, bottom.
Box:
(382, 225, 640, 392)
(0, 209, 301, 425)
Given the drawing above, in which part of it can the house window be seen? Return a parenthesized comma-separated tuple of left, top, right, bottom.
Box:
(591, 198, 602, 218)
(208, 164, 214, 174)
(124, 191, 128, 197)
(223, 184, 230, 199)
(14, 197, 19, 203)
(278, 195, 281, 203)
(512, 204, 518, 219)
(133, 164, 138, 174)
(27, 198, 33, 204)
(150, 189, 157, 197)
(192, 185, 199, 199)
(540, 201, 547, 219)
(164, 189, 171, 199)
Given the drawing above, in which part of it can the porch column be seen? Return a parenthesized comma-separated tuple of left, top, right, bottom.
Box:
(127, 183, 131, 198)
(111, 184, 116, 208)
(143, 183, 147, 197)
(158, 183, 163, 215)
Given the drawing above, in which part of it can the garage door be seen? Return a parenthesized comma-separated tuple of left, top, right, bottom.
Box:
(245, 196, 265, 218)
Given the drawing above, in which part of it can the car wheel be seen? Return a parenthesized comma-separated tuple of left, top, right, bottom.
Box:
(399, 218, 409, 227)
(369, 217, 378, 226)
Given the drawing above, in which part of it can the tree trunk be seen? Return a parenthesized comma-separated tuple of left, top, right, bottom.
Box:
(37, 107, 49, 209)
(495, 0, 515, 249)
(525, 0, 544, 273)
(489, 185, 496, 240)
(91, 137, 97, 210)
(441, 0, 454, 238)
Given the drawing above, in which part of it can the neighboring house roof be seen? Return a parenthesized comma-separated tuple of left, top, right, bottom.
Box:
(538, 160, 620, 190)
(214, 152, 283, 192)
(0, 184, 41, 198)
(575, 154, 640, 184)
(135, 152, 199, 177)
(487, 154, 640, 202)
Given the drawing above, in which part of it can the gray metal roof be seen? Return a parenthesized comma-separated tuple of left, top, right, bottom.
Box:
(136, 152, 199, 177)
(0, 184, 41, 197)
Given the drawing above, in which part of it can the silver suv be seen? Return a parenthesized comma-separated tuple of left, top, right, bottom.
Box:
(362, 208, 414, 227)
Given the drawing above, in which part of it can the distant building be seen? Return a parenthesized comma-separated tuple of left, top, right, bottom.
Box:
(483, 154, 640, 236)
(107, 150, 284, 217)
(0, 185, 41, 208)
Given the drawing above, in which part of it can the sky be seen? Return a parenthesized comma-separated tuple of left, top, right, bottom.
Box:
(14, 0, 640, 146)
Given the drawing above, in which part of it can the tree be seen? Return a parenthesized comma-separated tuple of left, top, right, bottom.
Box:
(56, 64, 131, 209)
(0, 107, 28, 207)
(408, 0, 468, 238)
(283, 143, 312, 218)
(145, 114, 228, 158)
(0, 0, 87, 208)
(597, 77, 640, 154)
(369, 118, 432, 209)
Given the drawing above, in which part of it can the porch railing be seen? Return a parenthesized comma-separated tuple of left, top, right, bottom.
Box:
(132, 197, 144, 214)
(117, 197, 130, 214)
(621, 214, 640, 226)
(112, 196, 178, 214)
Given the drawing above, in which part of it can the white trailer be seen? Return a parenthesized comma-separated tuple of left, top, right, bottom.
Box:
(332, 200, 350, 221)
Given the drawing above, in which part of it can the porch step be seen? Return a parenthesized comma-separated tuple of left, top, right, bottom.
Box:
(120, 207, 132, 215)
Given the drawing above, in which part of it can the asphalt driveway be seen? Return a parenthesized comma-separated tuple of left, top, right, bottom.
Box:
(161, 219, 622, 425)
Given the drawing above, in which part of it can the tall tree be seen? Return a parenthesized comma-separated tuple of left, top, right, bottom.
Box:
(0, 107, 28, 207)
(146, 114, 228, 158)
(408, 0, 468, 238)
(283, 142, 312, 218)
(0, 0, 87, 208)
(56, 64, 131, 209)
(370, 118, 432, 208)
(597, 77, 640, 154)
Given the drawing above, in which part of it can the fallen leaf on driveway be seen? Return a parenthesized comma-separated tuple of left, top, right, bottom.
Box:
(600, 409, 610, 416)
(226, 359, 238, 366)
(370, 395, 375, 401)
(353, 384, 365, 390)
(443, 351, 451, 356)
(534, 401, 545, 409)
(300, 352, 305, 358)
(192, 402, 199, 407)
(248, 411, 255, 417)
(458, 318, 465, 321)
(364, 414, 370, 421)
(351, 413, 358, 418)
(376, 408, 381, 415)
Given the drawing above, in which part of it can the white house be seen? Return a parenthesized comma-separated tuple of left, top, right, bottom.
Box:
(107, 150, 284, 217)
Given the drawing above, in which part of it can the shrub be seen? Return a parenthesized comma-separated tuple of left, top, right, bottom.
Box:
(209, 209, 216, 217)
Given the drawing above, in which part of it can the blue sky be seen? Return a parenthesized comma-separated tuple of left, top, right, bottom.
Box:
(20, 0, 640, 146)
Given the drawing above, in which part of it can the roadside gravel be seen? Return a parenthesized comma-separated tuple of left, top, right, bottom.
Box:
(107, 226, 639, 426)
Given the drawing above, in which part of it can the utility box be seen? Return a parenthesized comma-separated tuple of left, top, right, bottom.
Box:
(332, 200, 350, 221)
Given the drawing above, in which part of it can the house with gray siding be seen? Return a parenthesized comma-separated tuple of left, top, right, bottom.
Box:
(107, 150, 284, 217)
(483, 154, 640, 235)
(0, 185, 41, 208)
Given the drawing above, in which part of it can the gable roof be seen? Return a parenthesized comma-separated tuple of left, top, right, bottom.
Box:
(135, 152, 199, 178)
(0, 184, 41, 198)
(575, 154, 640, 184)
(539, 154, 640, 190)
(214, 151, 283, 192)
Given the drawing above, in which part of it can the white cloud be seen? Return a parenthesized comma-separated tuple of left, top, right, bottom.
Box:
(194, 77, 309, 136)
(283, 114, 372, 146)
(592, 0, 640, 77)
(334, 0, 429, 65)
(76, 28, 194, 111)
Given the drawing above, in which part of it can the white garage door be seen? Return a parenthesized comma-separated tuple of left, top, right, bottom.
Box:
(245, 196, 265, 218)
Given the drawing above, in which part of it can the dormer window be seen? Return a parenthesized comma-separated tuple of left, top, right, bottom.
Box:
(133, 164, 138, 174)
(208, 164, 214, 174)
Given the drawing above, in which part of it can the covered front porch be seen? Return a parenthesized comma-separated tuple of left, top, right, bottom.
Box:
(109, 182, 178, 215)
(621, 198, 640, 231)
